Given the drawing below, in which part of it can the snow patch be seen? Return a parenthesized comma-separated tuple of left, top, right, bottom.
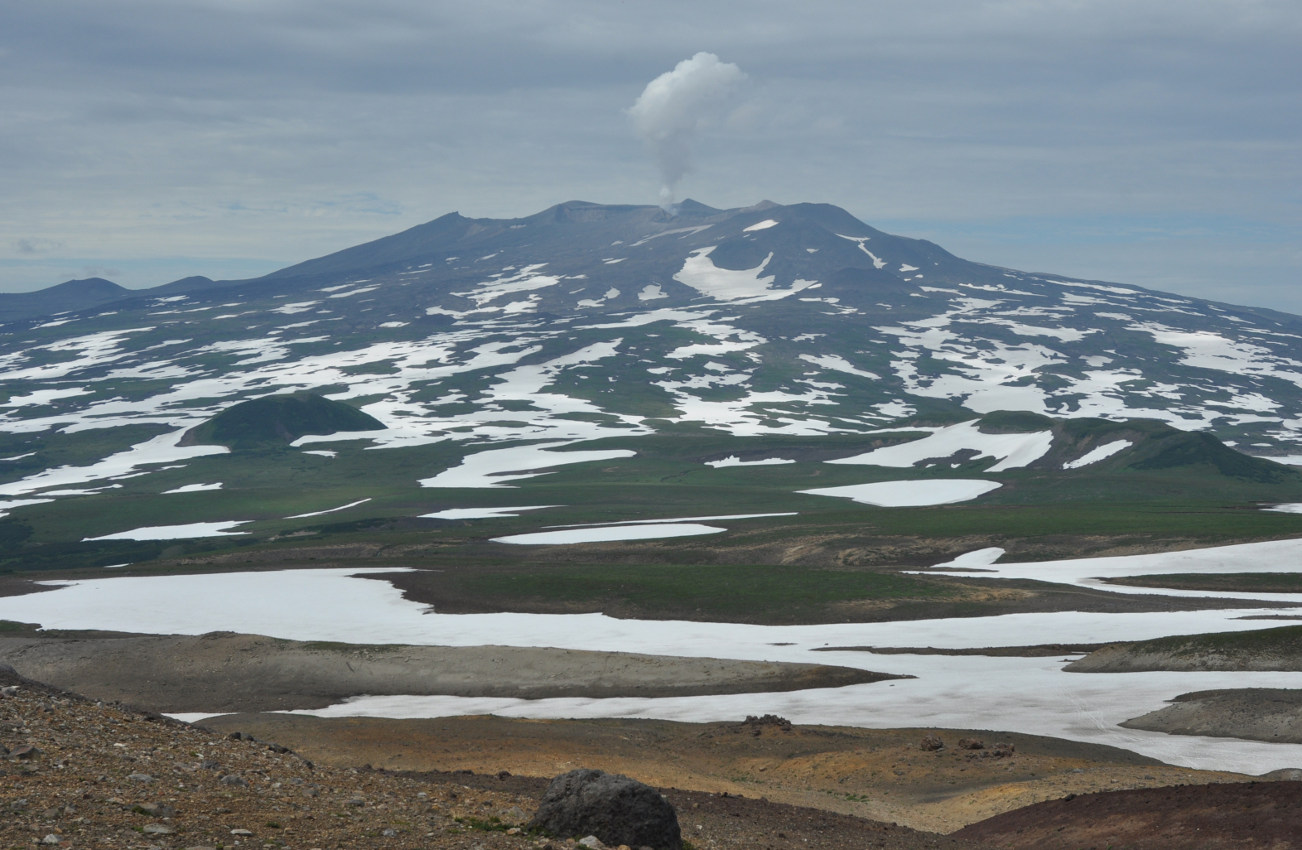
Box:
(674, 247, 816, 303)
(706, 456, 795, 468)
(829, 421, 1052, 471)
(86, 521, 250, 541)
(493, 523, 724, 545)
(162, 482, 222, 494)
(799, 479, 1002, 507)
(1063, 440, 1133, 469)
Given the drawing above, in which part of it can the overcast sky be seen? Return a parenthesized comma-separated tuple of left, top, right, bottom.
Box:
(3, 1, 1300, 312)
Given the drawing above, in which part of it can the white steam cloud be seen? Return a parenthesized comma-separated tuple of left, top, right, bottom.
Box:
(629, 52, 747, 209)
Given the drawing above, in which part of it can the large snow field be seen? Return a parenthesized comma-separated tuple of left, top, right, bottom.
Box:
(673, 247, 817, 303)
(6, 539, 1302, 773)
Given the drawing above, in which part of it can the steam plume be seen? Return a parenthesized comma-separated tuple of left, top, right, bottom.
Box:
(629, 52, 747, 209)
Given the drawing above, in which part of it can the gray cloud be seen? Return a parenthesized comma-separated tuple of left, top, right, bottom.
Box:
(13, 239, 65, 255)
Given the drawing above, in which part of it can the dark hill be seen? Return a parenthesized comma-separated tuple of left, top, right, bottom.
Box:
(179, 392, 384, 450)
(1025, 416, 1300, 482)
(0, 277, 130, 322)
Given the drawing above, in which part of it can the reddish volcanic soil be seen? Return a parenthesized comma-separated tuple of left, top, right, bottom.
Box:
(953, 780, 1302, 849)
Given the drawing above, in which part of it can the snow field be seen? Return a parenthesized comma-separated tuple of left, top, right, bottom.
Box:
(4, 550, 1302, 773)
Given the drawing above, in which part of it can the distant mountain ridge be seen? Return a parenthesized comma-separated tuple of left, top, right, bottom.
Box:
(5, 199, 1302, 460)
(2, 198, 1302, 571)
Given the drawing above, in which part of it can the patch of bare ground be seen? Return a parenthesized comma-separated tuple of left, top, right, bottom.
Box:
(952, 781, 1302, 849)
(194, 713, 1258, 835)
(0, 631, 897, 713)
(375, 569, 1282, 625)
(1122, 688, 1302, 744)
(0, 669, 992, 850)
(98, 530, 1281, 573)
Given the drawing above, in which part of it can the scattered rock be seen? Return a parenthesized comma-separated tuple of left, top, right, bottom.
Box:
(740, 714, 792, 735)
(220, 774, 248, 787)
(127, 772, 154, 782)
(919, 735, 945, 752)
(133, 802, 177, 818)
(529, 769, 682, 850)
(957, 738, 984, 750)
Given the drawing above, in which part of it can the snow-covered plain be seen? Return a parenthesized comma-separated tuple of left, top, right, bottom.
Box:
(5, 542, 1302, 773)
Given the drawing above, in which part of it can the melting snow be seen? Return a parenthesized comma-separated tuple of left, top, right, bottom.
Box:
(836, 235, 887, 269)
(706, 456, 795, 468)
(492, 523, 725, 544)
(829, 421, 1053, 471)
(799, 479, 1002, 506)
(1, 387, 91, 407)
(11, 546, 1302, 773)
(162, 482, 222, 494)
(419, 442, 636, 488)
(743, 219, 779, 232)
(85, 520, 250, 541)
(422, 505, 560, 520)
(1063, 440, 1133, 469)
(674, 247, 816, 303)
(286, 498, 372, 519)
(799, 354, 880, 380)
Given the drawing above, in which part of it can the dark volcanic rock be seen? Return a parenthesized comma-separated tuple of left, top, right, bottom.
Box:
(529, 768, 681, 850)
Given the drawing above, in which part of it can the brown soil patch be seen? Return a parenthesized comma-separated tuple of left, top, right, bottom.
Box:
(1122, 688, 1302, 744)
(197, 713, 1257, 834)
(0, 631, 895, 713)
(0, 668, 993, 850)
(953, 781, 1302, 849)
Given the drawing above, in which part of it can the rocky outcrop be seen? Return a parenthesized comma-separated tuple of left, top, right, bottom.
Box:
(529, 769, 682, 850)
(1065, 625, 1302, 673)
(1121, 688, 1302, 743)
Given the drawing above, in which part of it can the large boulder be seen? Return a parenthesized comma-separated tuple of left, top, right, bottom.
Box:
(528, 769, 681, 850)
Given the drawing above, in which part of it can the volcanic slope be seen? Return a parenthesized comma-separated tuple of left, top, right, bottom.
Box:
(3, 200, 1302, 571)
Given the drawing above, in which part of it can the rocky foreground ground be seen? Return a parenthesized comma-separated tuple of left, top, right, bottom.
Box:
(8, 665, 1302, 849)
(0, 667, 991, 850)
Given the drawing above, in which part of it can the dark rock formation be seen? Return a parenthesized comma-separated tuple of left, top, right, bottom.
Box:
(529, 768, 681, 850)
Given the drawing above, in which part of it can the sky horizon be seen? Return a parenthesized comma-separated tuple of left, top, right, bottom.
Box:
(4, 1, 1299, 312)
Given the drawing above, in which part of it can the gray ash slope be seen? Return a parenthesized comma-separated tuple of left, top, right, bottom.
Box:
(4, 199, 1302, 467)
